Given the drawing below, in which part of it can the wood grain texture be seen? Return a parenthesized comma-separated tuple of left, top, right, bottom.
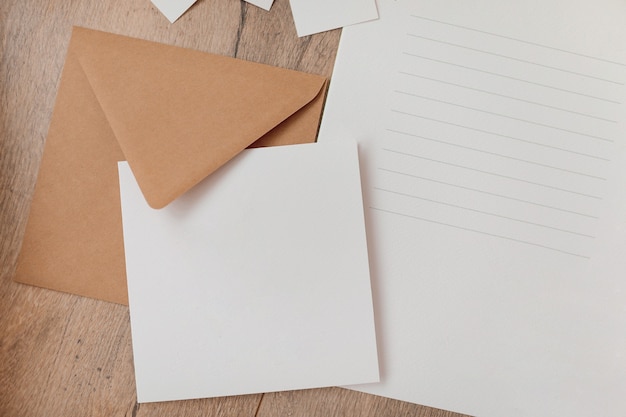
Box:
(258, 388, 469, 417)
(0, 1, 469, 416)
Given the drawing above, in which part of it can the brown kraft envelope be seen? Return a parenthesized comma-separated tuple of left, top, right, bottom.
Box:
(15, 27, 328, 304)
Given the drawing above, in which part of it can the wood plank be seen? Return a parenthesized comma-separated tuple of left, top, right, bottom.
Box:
(0, 290, 137, 417)
(258, 388, 470, 417)
(135, 394, 262, 417)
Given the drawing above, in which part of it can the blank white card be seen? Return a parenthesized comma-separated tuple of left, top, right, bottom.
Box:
(118, 141, 379, 403)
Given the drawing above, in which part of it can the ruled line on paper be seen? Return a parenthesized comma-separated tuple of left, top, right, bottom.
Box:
(409, 14, 626, 67)
(393, 91, 615, 142)
(397, 72, 618, 123)
(402, 53, 622, 104)
(385, 128, 608, 179)
(377, 167, 599, 219)
(373, 187, 596, 238)
(389, 110, 612, 160)
(406, 34, 624, 85)
(381, 148, 604, 199)
(369, 206, 591, 259)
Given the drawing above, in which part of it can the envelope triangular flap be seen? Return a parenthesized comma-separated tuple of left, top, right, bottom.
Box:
(71, 27, 326, 208)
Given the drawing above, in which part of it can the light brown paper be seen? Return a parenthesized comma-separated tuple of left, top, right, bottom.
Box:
(15, 27, 328, 304)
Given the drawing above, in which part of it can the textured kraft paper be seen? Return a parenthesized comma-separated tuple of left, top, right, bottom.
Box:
(15, 27, 328, 304)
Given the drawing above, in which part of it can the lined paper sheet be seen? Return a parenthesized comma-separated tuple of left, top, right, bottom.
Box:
(382, 11, 621, 259)
(319, 0, 626, 416)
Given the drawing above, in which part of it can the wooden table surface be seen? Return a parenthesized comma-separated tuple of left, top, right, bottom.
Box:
(0, 1, 470, 416)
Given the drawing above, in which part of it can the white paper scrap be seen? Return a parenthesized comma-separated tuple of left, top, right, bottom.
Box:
(151, 0, 197, 23)
(244, 0, 274, 11)
(289, 0, 378, 37)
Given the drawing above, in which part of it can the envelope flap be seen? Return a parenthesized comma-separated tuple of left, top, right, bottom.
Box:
(70, 27, 326, 208)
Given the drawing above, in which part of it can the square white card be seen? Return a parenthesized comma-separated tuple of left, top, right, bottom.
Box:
(119, 141, 379, 402)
